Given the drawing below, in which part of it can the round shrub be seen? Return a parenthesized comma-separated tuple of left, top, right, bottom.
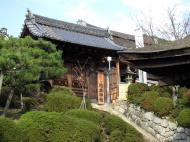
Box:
(103, 114, 127, 134)
(154, 97, 173, 117)
(18, 111, 100, 142)
(171, 107, 182, 119)
(149, 85, 160, 92)
(128, 83, 149, 96)
(140, 91, 159, 111)
(46, 87, 81, 112)
(178, 87, 189, 98)
(0, 117, 21, 142)
(102, 114, 144, 141)
(109, 129, 126, 142)
(65, 109, 102, 124)
(182, 91, 190, 107)
(177, 109, 190, 127)
(128, 83, 149, 104)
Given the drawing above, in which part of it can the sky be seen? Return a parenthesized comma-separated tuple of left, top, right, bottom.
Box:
(0, 0, 190, 37)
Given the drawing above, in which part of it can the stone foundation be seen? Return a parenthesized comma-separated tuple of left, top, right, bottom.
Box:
(114, 101, 190, 142)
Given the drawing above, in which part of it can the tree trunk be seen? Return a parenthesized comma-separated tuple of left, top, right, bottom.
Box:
(80, 91, 86, 109)
(172, 86, 179, 107)
(2, 89, 14, 116)
(0, 73, 3, 96)
(20, 93, 24, 110)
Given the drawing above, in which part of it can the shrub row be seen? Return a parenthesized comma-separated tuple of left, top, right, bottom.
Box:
(0, 117, 21, 142)
(0, 109, 144, 142)
(128, 83, 190, 127)
(46, 87, 92, 112)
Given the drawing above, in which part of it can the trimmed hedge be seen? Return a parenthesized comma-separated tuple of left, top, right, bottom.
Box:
(128, 83, 149, 105)
(46, 87, 92, 112)
(178, 87, 189, 98)
(18, 111, 100, 142)
(177, 109, 190, 127)
(0, 117, 21, 142)
(128, 83, 149, 96)
(65, 109, 102, 124)
(103, 114, 127, 134)
(182, 91, 190, 107)
(46, 87, 81, 112)
(154, 97, 173, 117)
(103, 114, 144, 142)
(140, 91, 159, 111)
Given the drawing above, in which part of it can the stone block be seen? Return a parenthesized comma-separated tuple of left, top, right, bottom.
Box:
(118, 107, 125, 114)
(185, 128, 190, 136)
(169, 121, 177, 130)
(153, 117, 162, 124)
(164, 131, 174, 138)
(173, 133, 182, 140)
(161, 119, 169, 128)
(147, 127, 155, 136)
(177, 127, 185, 133)
(144, 112, 154, 121)
(187, 136, 190, 142)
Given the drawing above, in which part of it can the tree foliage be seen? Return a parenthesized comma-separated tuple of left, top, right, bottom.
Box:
(0, 36, 66, 113)
(0, 36, 65, 93)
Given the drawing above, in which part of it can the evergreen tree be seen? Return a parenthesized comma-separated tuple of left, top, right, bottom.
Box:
(0, 36, 66, 115)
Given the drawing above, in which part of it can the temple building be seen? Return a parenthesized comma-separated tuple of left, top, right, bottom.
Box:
(21, 10, 190, 103)
(119, 36, 190, 87)
(21, 10, 154, 104)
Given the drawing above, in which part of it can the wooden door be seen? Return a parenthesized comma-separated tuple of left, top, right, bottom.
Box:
(109, 68, 119, 101)
(97, 71, 105, 104)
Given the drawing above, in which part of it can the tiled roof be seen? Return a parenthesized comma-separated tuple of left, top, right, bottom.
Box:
(120, 36, 190, 53)
(21, 10, 124, 51)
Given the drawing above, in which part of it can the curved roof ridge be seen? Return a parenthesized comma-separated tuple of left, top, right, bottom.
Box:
(25, 12, 109, 38)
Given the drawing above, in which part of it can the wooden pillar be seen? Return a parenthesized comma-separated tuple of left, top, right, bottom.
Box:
(116, 59, 120, 98)
(97, 71, 105, 104)
(67, 73, 72, 88)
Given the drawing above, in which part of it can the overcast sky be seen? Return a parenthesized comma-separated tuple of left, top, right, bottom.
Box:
(0, 0, 189, 37)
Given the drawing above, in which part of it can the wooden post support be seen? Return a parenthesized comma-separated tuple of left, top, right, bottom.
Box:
(116, 59, 120, 98)
(97, 71, 105, 105)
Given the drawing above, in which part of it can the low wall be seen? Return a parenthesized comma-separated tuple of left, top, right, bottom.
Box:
(114, 101, 190, 142)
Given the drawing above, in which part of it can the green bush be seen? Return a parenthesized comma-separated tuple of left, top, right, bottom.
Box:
(18, 111, 100, 142)
(149, 85, 171, 98)
(103, 114, 127, 134)
(0, 117, 21, 142)
(65, 109, 102, 124)
(182, 91, 190, 107)
(149, 85, 160, 92)
(104, 115, 144, 142)
(51, 87, 75, 95)
(171, 107, 182, 119)
(110, 129, 144, 142)
(154, 97, 173, 117)
(110, 129, 126, 142)
(140, 91, 159, 111)
(128, 83, 149, 96)
(178, 87, 189, 98)
(23, 97, 38, 111)
(128, 83, 149, 104)
(46, 87, 81, 112)
(177, 109, 190, 127)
